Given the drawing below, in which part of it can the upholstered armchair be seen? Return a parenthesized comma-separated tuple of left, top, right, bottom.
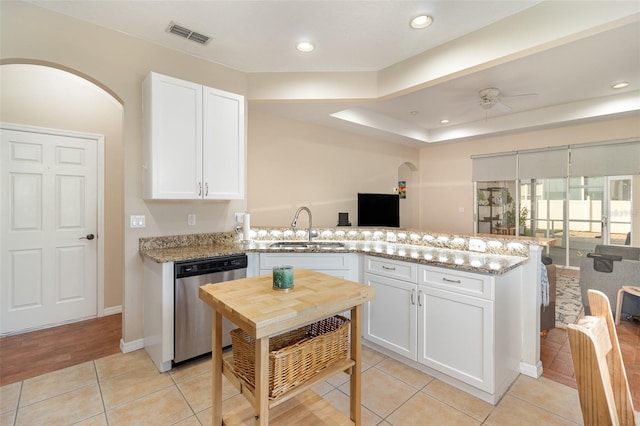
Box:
(579, 245, 640, 319)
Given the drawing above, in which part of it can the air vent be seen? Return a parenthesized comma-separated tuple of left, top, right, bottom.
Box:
(166, 22, 211, 45)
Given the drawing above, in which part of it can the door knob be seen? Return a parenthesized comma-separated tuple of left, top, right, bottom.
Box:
(79, 234, 95, 240)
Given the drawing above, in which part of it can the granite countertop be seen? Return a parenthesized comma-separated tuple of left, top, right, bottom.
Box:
(248, 240, 527, 274)
(141, 241, 246, 263)
(140, 230, 530, 275)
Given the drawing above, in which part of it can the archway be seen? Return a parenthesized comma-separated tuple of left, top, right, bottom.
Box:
(398, 162, 419, 229)
(0, 62, 125, 329)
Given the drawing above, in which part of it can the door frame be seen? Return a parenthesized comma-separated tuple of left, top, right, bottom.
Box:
(1, 122, 105, 320)
(603, 175, 633, 246)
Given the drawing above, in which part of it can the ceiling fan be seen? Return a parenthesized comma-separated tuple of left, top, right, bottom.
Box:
(477, 87, 536, 113)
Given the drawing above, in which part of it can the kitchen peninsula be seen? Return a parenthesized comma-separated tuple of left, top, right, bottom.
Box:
(140, 227, 547, 404)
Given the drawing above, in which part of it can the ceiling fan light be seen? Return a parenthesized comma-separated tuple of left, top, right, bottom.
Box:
(612, 81, 629, 89)
(410, 15, 433, 29)
(296, 41, 315, 52)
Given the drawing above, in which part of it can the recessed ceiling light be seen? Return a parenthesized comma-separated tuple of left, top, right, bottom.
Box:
(409, 110, 419, 116)
(612, 81, 629, 89)
(410, 15, 433, 29)
(296, 41, 315, 53)
(440, 119, 449, 124)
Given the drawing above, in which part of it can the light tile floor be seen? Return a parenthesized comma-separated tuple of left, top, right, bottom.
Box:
(0, 346, 584, 426)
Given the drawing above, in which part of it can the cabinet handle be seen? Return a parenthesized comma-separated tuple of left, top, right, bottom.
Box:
(442, 277, 461, 284)
(382, 265, 396, 271)
(198, 182, 202, 196)
(204, 182, 208, 196)
(410, 289, 415, 305)
(418, 289, 423, 307)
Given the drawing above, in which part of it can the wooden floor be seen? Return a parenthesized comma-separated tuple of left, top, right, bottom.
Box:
(0, 314, 121, 386)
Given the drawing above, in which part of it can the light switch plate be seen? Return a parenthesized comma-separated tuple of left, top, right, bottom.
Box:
(188, 214, 196, 226)
(130, 215, 145, 228)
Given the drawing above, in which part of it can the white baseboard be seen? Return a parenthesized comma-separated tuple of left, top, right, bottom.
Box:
(120, 338, 144, 353)
(103, 305, 122, 316)
(520, 360, 543, 378)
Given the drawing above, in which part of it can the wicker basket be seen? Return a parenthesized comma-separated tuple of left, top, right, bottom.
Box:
(230, 315, 350, 399)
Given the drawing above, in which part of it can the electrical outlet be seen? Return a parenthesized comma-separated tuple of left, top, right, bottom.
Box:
(130, 215, 145, 228)
(235, 212, 244, 223)
(187, 214, 196, 226)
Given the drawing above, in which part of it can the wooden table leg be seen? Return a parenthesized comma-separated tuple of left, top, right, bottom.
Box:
(350, 305, 362, 425)
(255, 336, 269, 425)
(212, 311, 223, 426)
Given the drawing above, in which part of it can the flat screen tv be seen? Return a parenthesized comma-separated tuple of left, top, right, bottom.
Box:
(357, 193, 400, 227)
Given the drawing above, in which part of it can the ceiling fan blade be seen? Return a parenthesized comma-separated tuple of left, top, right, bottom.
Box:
(493, 101, 512, 113)
(501, 92, 538, 99)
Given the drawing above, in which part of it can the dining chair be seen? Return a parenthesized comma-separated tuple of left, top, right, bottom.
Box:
(567, 289, 637, 426)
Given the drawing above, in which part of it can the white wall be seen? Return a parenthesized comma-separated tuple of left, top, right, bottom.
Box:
(247, 109, 419, 228)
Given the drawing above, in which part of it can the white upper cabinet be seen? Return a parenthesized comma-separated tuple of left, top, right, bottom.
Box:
(142, 72, 245, 200)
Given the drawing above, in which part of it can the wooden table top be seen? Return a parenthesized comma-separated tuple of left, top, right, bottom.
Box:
(199, 269, 375, 339)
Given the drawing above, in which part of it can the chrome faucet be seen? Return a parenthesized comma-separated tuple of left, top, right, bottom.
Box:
(291, 206, 314, 242)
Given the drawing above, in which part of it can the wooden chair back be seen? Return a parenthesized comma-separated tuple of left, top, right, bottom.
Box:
(567, 289, 637, 426)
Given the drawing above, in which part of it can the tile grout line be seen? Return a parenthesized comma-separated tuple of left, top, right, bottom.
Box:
(373, 384, 423, 424)
(505, 388, 582, 425)
(11, 380, 23, 426)
(93, 360, 109, 424)
(170, 372, 200, 425)
(421, 380, 495, 425)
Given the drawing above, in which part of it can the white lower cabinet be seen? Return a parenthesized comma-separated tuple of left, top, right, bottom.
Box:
(417, 286, 493, 392)
(364, 255, 521, 402)
(363, 257, 417, 359)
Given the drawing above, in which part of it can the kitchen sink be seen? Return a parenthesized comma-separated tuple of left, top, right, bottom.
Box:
(269, 241, 345, 249)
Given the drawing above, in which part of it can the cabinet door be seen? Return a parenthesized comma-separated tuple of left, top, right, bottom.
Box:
(363, 273, 417, 360)
(417, 286, 494, 392)
(143, 72, 202, 199)
(202, 86, 244, 199)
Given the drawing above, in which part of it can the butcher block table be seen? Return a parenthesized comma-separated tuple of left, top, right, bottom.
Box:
(199, 269, 375, 425)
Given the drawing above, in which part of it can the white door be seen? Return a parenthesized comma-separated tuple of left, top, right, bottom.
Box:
(1, 128, 98, 334)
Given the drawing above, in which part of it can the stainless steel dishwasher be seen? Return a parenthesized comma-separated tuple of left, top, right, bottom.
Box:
(174, 254, 247, 364)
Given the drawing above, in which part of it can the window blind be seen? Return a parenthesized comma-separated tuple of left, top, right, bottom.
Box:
(471, 153, 517, 182)
(518, 147, 568, 179)
(569, 140, 640, 177)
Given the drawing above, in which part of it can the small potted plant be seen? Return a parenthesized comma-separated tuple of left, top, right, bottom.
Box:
(506, 205, 529, 235)
(477, 190, 487, 206)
